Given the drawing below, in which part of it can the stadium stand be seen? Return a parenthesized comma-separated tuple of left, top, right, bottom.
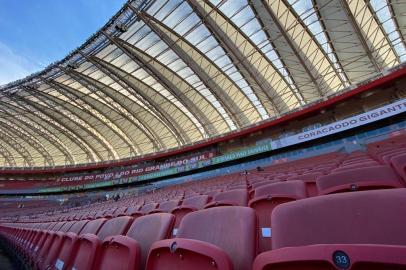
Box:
(1, 131, 406, 269)
(1, 0, 406, 269)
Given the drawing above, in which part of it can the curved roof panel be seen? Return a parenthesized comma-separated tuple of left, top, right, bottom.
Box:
(0, 0, 405, 167)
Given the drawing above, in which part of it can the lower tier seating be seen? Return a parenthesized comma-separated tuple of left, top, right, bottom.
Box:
(1, 135, 406, 269)
(2, 189, 406, 269)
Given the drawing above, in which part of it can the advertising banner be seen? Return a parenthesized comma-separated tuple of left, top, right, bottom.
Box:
(271, 98, 406, 149)
(212, 141, 273, 164)
(56, 151, 215, 182)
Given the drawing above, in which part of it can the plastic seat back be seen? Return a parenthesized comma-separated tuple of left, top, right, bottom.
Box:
(69, 220, 90, 234)
(205, 189, 248, 208)
(79, 218, 108, 235)
(93, 235, 141, 270)
(249, 181, 307, 252)
(59, 221, 75, 232)
(316, 165, 403, 195)
(124, 205, 141, 216)
(391, 153, 406, 181)
(147, 206, 256, 270)
(171, 195, 210, 231)
(52, 222, 66, 232)
(69, 234, 100, 270)
(40, 231, 64, 269)
(272, 189, 406, 249)
(182, 195, 210, 209)
(126, 213, 174, 269)
(157, 200, 180, 212)
(253, 189, 406, 270)
(97, 216, 133, 240)
(52, 232, 79, 270)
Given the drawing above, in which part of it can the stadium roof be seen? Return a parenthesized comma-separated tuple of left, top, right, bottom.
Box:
(0, 0, 405, 168)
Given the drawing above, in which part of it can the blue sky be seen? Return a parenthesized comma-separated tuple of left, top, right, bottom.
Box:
(0, 0, 125, 85)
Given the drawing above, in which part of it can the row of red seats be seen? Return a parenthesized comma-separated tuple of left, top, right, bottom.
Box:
(0, 139, 405, 268)
(10, 163, 405, 254)
(3, 147, 406, 254)
(2, 188, 406, 269)
(0, 152, 355, 222)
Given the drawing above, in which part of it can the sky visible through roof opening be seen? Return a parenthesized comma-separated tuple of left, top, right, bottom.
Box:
(0, 0, 125, 85)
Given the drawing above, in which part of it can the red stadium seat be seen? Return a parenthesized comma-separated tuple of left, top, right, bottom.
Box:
(96, 216, 133, 240)
(45, 218, 109, 269)
(391, 153, 406, 181)
(114, 206, 128, 217)
(59, 221, 75, 232)
(286, 172, 322, 197)
(39, 231, 65, 270)
(152, 200, 181, 213)
(68, 234, 101, 270)
(52, 221, 66, 231)
(49, 232, 79, 270)
(171, 195, 210, 234)
(204, 189, 248, 208)
(331, 161, 380, 172)
(254, 245, 406, 270)
(79, 213, 174, 270)
(253, 189, 406, 270)
(146, 206, 256, 270)
(79, 218, 108, 235)
(140, 203, 159, 214)
(68, 220, 90, 234)
(47, 222, 58, 231)
(380, 149, 405, 164)
(103, 208, 117, 218)
(249, 181, 307, 252)
(126, 213, 175, 269)
(93, 235, 141, 270)
(316, 165, 404, 195)
(123, 205, 142, 218)
(35, 231, 58, 268)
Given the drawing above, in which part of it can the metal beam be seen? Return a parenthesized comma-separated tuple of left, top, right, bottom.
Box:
(103, 27, 221, 136)
(80, 55, 182, 148)
(0, 102, 74, 165)
(388, 0, 406, 51)
(343, 0, 398, 68)
(114, 37, 228, 135)
(187, 0, 300, 114)
(6, 94, 98, 163)
(338, 0, 381, 72)
(0, 138, 17, 167)
(18, 87, 114, 161)
(0, 117, 54, 166)
(0, 128, 34, 166)
(251, 0, 324, 99)
(139, 12, 261, 127)
(43, 77, 138, 157)
(89, 56, 190, 145)
(65, 67, 162, 152)
(262, 0, 346, 93)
